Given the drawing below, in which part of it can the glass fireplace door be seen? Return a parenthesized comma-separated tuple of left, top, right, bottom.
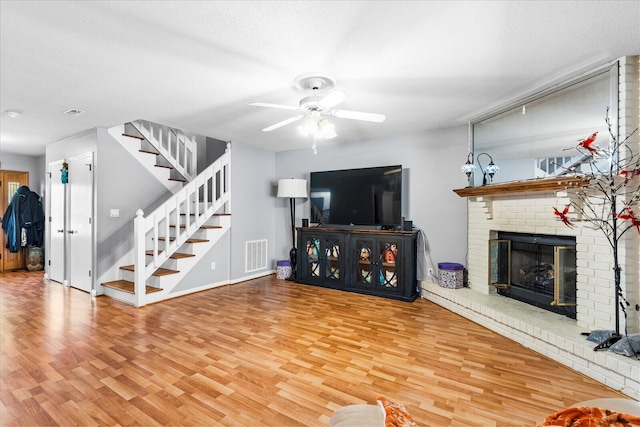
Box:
(553, 246, 577, 306)
(488, 239, 510, 289)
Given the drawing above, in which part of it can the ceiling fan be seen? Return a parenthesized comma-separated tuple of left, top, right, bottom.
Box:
(250, 74, 386, 133)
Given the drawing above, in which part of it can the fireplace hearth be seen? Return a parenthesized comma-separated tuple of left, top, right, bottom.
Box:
(490, 232, 577, 319)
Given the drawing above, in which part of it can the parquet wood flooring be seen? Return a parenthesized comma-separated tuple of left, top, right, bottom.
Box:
(0, 271, 628, 426)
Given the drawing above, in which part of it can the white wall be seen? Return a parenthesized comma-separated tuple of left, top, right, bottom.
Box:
(274, 125, 469, 279)
(0, 151, 46, 196)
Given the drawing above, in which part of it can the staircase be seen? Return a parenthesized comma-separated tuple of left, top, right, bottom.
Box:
(102, 120, 231, 307)
(107, 120, 198, 190)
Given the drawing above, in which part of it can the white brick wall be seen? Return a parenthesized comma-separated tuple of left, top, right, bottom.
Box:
(466, 56, 640, 334)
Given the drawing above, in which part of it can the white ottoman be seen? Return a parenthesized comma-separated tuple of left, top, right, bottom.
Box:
(329, 403, 385, 427)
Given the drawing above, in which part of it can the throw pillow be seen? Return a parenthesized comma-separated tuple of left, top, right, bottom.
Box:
(377, 396, 417, 427)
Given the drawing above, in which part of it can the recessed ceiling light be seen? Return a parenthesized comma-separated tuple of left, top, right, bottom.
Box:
(4, 110, 22, 119)
(63, 108, 85, 116)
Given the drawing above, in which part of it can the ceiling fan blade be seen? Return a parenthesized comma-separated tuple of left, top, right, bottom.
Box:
(262, 115, 305, 132)
(318, 90, 346, 109)
(333, 109, 386, 123)
(250, 102, 299, 111)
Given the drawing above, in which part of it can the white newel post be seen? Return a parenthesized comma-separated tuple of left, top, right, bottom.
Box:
(134, 209, 146, 307)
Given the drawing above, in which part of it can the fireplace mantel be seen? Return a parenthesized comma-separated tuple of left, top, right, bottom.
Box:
(453, 177, 588, 198)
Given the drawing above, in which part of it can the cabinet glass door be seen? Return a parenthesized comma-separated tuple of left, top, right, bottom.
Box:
(323, 236, 342, 282)
(304, 236, 321, 278)
(378, 240, 399, 288)
(354, 238, 375, 287)
(302, 234, 342, 282)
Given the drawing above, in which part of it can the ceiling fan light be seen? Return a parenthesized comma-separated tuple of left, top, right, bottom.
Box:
(298, 118, 317, 138)
(317, 117, 336, 139)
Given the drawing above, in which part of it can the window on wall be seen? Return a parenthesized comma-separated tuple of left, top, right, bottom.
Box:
(7, 181, 20, 201)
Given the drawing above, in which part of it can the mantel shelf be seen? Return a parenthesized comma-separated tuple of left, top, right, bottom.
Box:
(453, 176, 588, 198)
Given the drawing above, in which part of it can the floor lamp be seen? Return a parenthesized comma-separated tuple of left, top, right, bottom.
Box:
(277, 178, 308, 278)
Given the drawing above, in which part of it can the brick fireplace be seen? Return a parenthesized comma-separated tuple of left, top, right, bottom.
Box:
(422, 56, 640, 399)
(422, 181, 640, 400)
(467, 189, 635, 331)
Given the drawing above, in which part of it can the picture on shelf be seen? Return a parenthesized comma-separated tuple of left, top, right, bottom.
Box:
(384, 243, 397, 263)
(380, 270, 398, 288)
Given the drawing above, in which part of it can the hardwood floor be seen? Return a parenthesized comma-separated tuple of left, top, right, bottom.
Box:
(0, 271, 627, 426)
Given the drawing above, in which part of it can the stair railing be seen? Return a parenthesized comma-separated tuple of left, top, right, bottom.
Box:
(131, 120, 198, 182)
(133, 144, 230, 306)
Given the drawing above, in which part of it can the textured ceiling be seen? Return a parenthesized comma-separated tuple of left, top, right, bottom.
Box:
(1, 1, 638, 156)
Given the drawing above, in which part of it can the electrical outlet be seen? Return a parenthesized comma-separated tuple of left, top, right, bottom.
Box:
(211, 262, 216, 270)
(427, 268, 434, 277)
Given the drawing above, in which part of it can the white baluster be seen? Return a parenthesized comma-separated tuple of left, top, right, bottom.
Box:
(134, 209, 146, 307)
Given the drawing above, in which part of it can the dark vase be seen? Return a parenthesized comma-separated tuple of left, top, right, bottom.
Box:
(289, 247, 297, 277)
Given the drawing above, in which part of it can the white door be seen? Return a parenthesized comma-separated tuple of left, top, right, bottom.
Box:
(68, 153, 93, 293)
(48, 160, 66, 283)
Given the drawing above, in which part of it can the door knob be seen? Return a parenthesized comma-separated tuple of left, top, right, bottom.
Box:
(68, 230, 76, 234)
(57, 229, 64, 233)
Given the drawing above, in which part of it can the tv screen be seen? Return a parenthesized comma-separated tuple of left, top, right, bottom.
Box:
(310, 165, 402, 227)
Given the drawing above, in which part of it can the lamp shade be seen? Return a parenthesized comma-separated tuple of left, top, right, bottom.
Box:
(277, 178, 308, 198)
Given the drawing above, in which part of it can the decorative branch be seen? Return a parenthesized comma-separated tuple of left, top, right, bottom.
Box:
(552, 108, 639, 346)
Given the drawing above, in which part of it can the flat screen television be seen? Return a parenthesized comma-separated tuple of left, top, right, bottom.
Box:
(309, 165, 402, 228)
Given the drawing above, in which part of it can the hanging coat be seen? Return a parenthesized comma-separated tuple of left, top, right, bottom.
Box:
(2, 186, 45, 252)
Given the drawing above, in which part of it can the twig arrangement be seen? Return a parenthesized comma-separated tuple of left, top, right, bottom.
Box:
(554, 108, 639, 345)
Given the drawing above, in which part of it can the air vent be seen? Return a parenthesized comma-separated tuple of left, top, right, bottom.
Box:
(245, 239, 267, 273)
(63, 108, 85, 116)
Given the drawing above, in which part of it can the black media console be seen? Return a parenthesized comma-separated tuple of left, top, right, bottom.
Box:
(295, 227, 418, 302)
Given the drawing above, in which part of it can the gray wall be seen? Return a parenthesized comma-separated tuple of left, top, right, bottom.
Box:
(171, 232, 231, 292)
(274, 125, 470, 280)
(0, 151, 46, 196)
(39, 124, 469, 290)
(229, 141, 276, 280)
(95, 128, 174, 287)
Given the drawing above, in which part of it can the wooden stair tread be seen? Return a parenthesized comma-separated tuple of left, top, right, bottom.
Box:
(144, 250, 194, 259)
(186, 238, 209, 243)
(101, 280, 162, 294)
(154, 164, 173, 169)
(180, 213, 231, 216)
(119, 265, 180, 276)
(122, 133, 144, 140)
(169, 224, 222, 229)
(168, 178, 186, 182)
(156, 237, 209, 244)
(139, 149, 159, 155)
(151, 267, 180, 276)
(170, 252, 196, 259)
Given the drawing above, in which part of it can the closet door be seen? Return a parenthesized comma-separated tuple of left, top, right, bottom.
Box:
(67, 153, 94, 293)
(0, 170, 29, 272)
(48, 161, 66, 283)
